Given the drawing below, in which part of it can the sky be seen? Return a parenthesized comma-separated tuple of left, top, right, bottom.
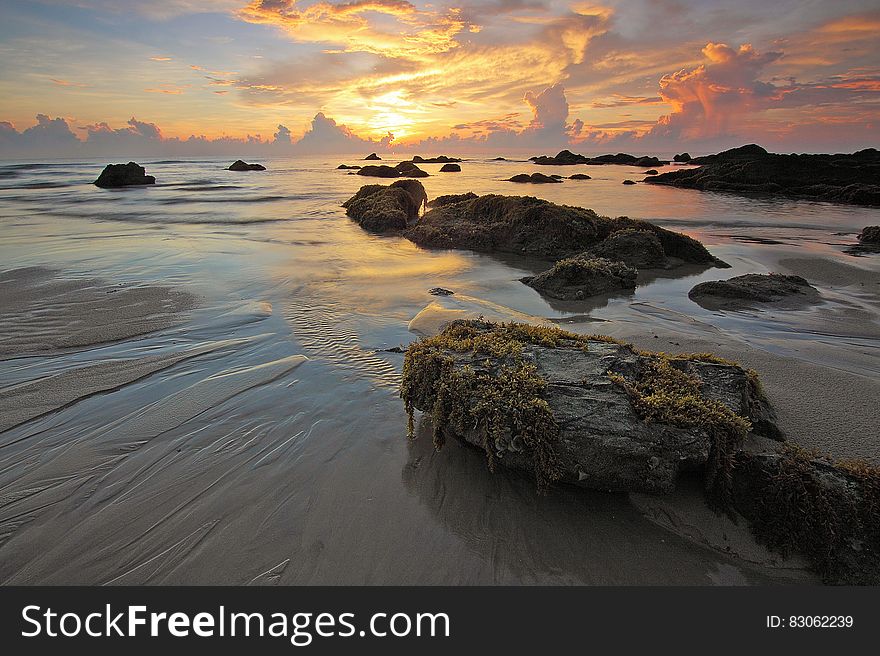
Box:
(0, 0, 878, 157)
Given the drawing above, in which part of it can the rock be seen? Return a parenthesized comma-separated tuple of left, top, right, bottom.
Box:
(227, 160, 266, 171)
(688, 273, 820, 309)
(411, 155, 461, 164)
(858, 225, 880, 244)
(584, 228, 667, 268)
(731, 447, 880, 585)
(550, 174, 564, 179)
(337, 164, 361, 170)
(428, 192, 478, 207)
(492, 157, 507, 161)
(673, 152, 692, 162)
(364, 153, 381, 160)
(522, 256, 637, 300)
(394, 161, 429, 177)
(94, 162, 155, 188)
(647, 145, 880, 206)
(529, 149, 591, 165)
(622, 179, 636, 185)
(507, 172, 562, 184)
(439, 163, 461, 172)
(401, 320, 780, 494)
(644, 169, 658, 175)
(342, 180, 427, 232)
(428, 287, 454, 296)
(357, 165, 403, 178)
(569, 174, 591, 180)
(405, 194, 727, 266)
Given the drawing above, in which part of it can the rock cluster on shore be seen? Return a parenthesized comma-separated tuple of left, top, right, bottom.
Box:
(646, 144, 880, 206)
(94, 162, 156, 188)
(401, 320, 880, 584)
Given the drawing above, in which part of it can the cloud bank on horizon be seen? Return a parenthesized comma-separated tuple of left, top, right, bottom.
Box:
(0, 0, 878, 157)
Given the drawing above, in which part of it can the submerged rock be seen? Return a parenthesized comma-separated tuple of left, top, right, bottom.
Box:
(94, 162, 155, 188)
(439, 163, 461, 172)
(584, 228, 666, 269)
(405, 194, 727, 266)
(228, 160, 266, 171)
(858, 225, 880, 244)
(342, 180, 427, 232)
(689, 273, 820, 309)
(522, 256, 636, 300)
(401, 320, 779, 494)
(364, 153, 381, 160)
(647, 145, 880, 206)
(507, 172, 562, 184)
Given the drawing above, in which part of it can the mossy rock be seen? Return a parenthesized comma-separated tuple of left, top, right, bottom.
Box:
(522, 256, 636, 300)
(689, 273, 820, 309)
(401, 320, 779, 495)
(583, 228, 666, 269)
(342, 180, 427, 232)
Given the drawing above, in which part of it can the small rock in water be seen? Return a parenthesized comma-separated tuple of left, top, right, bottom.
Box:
(228, 160, 266, 171)
(428, 287, 455, 296)
(622, 179, 636, 185)
(94, 162, 155, 188)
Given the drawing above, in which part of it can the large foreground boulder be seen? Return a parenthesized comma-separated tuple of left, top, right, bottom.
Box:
(342, 180, 427, 232)
(689, 273, 820, 309)
(523, 256, 636, 300)
(428, 192, 477, 208)
(401, 320, 779, 494)
(646, 145, 880, 206)
(228, 160, 266, 171)
(405, 194, 728, 266)
(94, 162, 155, 188)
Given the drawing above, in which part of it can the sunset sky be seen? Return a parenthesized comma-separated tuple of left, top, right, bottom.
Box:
(0, 0, 878, 156)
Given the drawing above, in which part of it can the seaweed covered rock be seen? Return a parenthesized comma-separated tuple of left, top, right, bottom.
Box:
(428, 192, 477, 208)
(401, 320, 779, 494)
(584, 228, 666, 268)
(507, 173, 561, 184)
(647, 145, 880, 206)
(689, 273, 820, 309)
(228, 160, 266, 171)
(439, 163, 461, 172)
(94, 162, 155, 188)
(523, 256, 636, 300)
(858, 226, 880, 245)
(405, 194, 727, 266)
(732, 446, 880, 584)
(342, 180, 427, 232)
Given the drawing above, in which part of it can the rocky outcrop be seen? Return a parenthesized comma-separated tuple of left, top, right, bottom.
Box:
(569, 174, 591, 180)
(94, 162, 156, 188)
(411, 155, 461, 164)
(529, 150, 666, 167)
(522, 256, 637, 300)
(673, 153, 692, 162)
(364, 153, 381, 160)
(689, 273, 820, 309)
(858, 226, 880, 244)
(227, 160, 266, 171)
(439, 163, 461, 172)
(337, 164, 361, 170)
(428, 192, 477, 207)
(401, 320, 779, 494)
(507, 173, 562, 184)
(583, 228, 667, 268)
(646, 145, 880, 206)
(405, 194, 728, 266)
(342, 180, 427, 232)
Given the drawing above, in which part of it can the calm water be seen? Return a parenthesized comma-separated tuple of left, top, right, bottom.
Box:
(0, 154, 878, 584)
